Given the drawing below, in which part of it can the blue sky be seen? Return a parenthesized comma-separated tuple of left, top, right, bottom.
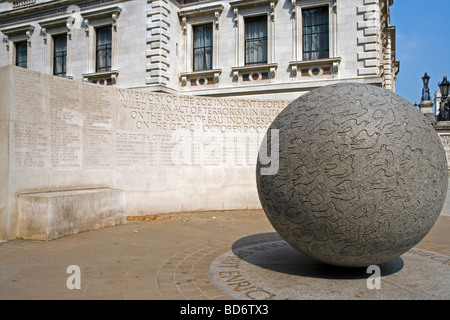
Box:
(390, 0, 450, 105)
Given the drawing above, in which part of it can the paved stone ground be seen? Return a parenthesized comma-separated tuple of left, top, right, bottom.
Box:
(0, 193, 449, 300)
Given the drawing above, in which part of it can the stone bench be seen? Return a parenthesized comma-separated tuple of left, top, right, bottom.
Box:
(17, 188, 126, 240)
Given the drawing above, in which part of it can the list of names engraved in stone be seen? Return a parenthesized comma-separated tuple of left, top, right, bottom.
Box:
(49, 77, 82, 169)
(246, 136, 260, 165)
(116, 132, 152, 167)
(81, 83, 114, 168)
(83, 128, 114, 168)
(82, 84, 113, 128)
(12, 68, 45, 123)
(12, 68, 49, 169)
(49, 77, 82, 126)
(13, 123, 48, 169)
(50, 127, 81, 169)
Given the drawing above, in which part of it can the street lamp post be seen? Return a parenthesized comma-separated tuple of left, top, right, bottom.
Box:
(421, 72, 431, 101)
(418, 73, 434, 119)
(438, 76, 450, 121)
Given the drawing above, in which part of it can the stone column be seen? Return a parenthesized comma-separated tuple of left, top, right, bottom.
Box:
(419, 100, 436, 124)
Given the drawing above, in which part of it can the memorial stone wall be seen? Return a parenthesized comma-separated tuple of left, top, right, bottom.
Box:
(434, 123, 450, 169)
(0, 66, 289, 240)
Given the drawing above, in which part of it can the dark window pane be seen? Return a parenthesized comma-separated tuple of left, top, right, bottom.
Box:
(96, 26, 112, 72)
(302, 6, 329, 60)
(245, 16, 267, 65)
(15, 41, 27, 68)
(193, 24, 213, 71)
(53, 34, 67, 76)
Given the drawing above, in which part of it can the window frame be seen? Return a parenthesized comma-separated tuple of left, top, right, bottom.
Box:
(39, 16, 74, 78)
(244, 15, 268, 66)
(230, 0, 278, 83)
(289, 2, 340, 80)
(301, 5, 330, 61)
(52, 33, 67, 77)
(80, 6, 121, 83)
(95, 25, 112, 73)
(178, 4, 223, 88)
(0, 24, 34, 69)
(192, 23, 213, 71)
(15, 40, 28, 68)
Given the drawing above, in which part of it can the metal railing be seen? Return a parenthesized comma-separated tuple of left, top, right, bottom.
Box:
(175, 0, 210, 5)
(12, 0, 36, 9)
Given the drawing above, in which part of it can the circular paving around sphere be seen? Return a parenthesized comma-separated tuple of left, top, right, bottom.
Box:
(256, 83, 448, 267)
(208, 241, 450, 300)
(155, 235, 450, 300)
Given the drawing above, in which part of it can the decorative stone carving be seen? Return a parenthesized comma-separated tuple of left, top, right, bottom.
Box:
(181, 17, 187, 35)
(178, 4, 224, 31)
(84, 19, 89, 36)
(270, 1, 275, 21)
(233, 8, 238, 27)
(232, 63, 277, 84)
(291, 65, 297, 77)
(332, 0, 337, 13)
(291, 0, 296, 18)
(233, 70, 239, 82)
(81, 6, 122, 36)
(213, 71, 220, 84)
(179, 69, 221, 87)
(256, 83, 448, 267)
(289, 57, 341, 80)
(112, 13, 118, 31)
(25, 29, 32, 46)
(3, 35, 9, 51)
(332, 61, 339, 76)
(215, 11, 220, 30)
(269, 66, 276, 79)
(180, 75, 187, 86)
(66, 16, 75, 40)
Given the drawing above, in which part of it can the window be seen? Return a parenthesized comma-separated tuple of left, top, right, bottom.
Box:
(180, 0, 207, 5)
(302, 6, 329, 61)
(96, 26, 112, 72)
(193, 24, 213, 71)
(53, 34, 67, 77)
(15, 41, 27, 68)
(245, 16, 267, 65)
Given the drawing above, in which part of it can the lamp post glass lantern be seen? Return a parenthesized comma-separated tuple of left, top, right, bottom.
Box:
(438, 76, 450, 121)
(422, 72, 430, 86)
(439, 76, 449, 98)
(421, 72, 431, 101)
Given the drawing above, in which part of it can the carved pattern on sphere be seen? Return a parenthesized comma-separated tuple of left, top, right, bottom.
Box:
(256, 83, 448, 267)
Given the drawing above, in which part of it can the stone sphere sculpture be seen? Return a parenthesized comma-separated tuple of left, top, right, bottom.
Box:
(256, 83, 448, 267)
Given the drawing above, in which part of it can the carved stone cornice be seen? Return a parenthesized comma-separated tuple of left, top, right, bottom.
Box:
(0, 0, 121, 27)
(230, 0, 278, 9)
(0, 23, 34, 46)
(178, 4, 224, 18)
(39, 15, 75, 43)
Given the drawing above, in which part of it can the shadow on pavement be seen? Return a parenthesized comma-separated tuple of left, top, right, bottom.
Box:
(231, 232, 404, 280)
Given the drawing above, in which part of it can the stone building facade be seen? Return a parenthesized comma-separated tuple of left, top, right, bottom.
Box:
(0, 0, 399, 100)
(0, 0, 400, 241)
